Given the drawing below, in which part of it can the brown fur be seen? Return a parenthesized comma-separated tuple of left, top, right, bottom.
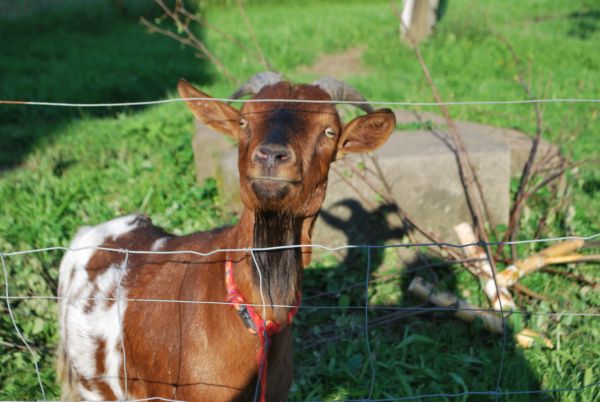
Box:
(58, 79, 395, 401)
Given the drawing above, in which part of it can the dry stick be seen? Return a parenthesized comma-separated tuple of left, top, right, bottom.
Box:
(330, 164, 378, 210)
(512, 283, 548, 302)
(237, 0, 276, 72)
(495, 34, 547, 261)
(496, 239, 585, 288)
(332, 160, 431, 264)
(545, 254, 600, 264)
(454, 223, 516, 311)
(540, 266, 598, 288)
(304, 258, 482, 302)
(409, 277, 554, 348)
(143, 0, 239, 84)
(299, 307, 427, 352)
(391, 3, 498, 276)
(176, 5, 260, 60)
(340, 156, 463, 262)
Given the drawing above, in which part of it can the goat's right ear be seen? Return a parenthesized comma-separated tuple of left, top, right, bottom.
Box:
(178, 79, 240, 138)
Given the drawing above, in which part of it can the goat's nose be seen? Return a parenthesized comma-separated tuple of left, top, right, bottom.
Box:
(255, 143, 295, 165)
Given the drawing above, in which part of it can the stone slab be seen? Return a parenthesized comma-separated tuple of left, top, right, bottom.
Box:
(191, 110, 555, 253)
(394, 110, 559, 177)
(313, 127, 510, 248)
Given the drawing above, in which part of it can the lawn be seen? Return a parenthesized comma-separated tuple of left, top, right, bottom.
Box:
(0, 0, 598, 400)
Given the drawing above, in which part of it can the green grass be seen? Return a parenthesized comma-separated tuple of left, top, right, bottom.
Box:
(1, 0, 599, 400)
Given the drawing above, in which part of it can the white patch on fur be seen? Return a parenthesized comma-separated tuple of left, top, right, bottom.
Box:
(151, 237, 168, 251)
(59, 214, 140, 400)
(78, 383, 103, 401)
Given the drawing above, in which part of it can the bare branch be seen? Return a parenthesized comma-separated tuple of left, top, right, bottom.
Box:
(237, 0, 276, 71)
(495, 33, 549, 260)
(142, 0, 240, 84)
(391, 1, 498, 275)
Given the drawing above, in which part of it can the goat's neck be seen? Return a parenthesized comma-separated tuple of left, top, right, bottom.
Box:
(233, 209, 306, 324)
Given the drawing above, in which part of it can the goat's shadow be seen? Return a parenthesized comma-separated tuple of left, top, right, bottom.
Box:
(294, 199, 552, 401)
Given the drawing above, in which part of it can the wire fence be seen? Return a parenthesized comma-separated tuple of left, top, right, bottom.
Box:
(1, 95, 599, 400)
(1, 96, 600, 108)
(1, 234, 599, 402)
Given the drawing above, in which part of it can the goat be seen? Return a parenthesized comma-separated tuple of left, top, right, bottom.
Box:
(57, 72, 396, 402)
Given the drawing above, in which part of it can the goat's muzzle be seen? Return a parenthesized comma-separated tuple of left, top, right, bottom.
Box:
(248, 142, 300, 203)
(254, 143, 296, 169)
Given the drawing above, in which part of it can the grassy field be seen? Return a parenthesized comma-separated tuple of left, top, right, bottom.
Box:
(0, 0, 598, 400)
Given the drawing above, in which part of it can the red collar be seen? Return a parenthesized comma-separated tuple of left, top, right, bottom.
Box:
(224, 260, 301, 402)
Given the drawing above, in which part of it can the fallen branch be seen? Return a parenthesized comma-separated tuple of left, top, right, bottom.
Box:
(409, 276, 504, 333)
(496, 239, 585, 288)
(454, 222, 516, 311)
(409, 277, 553, 348)
(544, 253, 600, 265)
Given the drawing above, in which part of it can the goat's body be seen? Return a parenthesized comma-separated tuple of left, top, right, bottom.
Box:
(58, 214, 293, 402)
(57, 76, 395, 402)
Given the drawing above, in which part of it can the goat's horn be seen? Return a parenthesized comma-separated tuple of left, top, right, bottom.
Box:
(230, 71, 284, 99)
(313, 77, 374, 113)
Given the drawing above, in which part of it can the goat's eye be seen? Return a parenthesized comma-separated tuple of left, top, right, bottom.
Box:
(239, 118, 248, 128)
(324, 127, 335, 139)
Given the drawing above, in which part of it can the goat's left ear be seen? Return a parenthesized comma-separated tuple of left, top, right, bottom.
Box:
(337, 109, 396, 156)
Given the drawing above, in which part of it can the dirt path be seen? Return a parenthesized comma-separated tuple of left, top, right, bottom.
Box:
(297, 47, 370, 79)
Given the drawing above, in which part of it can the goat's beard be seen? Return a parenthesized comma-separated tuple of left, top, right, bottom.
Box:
(251, 181, 291, 202)
(252, 209, 303, 308)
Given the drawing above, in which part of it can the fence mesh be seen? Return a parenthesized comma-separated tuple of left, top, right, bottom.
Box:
(1, 234, 599, 401)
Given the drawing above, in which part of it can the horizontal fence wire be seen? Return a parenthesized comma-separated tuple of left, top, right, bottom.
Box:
(1, 89, 599, 401)
(3, 232, 600, 258)
(1, 97, 600, 108)
(1, 232, 599, 402)
(2, 68, 599, 402)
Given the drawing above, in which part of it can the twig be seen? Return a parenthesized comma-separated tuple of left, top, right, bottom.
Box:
(237, 0, 275, 71)
(512, 283, 548, 302)
(496, 239, 585, 288)
(409, 276, 504, 333)
(495, 33, 549, 261)
(339, 156, 465, 263)
(391, 1, 498, 276)
(541, 266, 598, 288)
(409, 277, 553, 348)
(304, 258, 482, 302)
(297, 307, 427, 351)
(177, 5, 259, 59)
(545, 254, 600, 265)
(330, 164, 378, 210)
(141, 0, 239, 84)
(454, 223, 516, 311)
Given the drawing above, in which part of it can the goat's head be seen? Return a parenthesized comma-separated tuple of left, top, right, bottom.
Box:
(178, 73, 395, 216)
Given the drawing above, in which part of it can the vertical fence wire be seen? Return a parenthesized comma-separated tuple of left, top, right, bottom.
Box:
(117, 250, 130, 400)
(0, 238, 598, 401)
(1, 251, 47, 402)
(364, 246, 375, 401)
(250, 248, 267, 402)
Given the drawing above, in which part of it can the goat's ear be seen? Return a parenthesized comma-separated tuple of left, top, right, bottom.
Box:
(337, 109, 396, 156)
(178, 79, 240, 138)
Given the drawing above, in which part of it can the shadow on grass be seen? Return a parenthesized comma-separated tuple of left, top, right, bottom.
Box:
(297, 200, 552, 401)
(568, 7, 600, 39)
(0, 0, 211, 168)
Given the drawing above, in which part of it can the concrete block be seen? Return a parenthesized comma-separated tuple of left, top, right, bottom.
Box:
(191, 110, 555, 253)
(192, 120, 235, 184)
(313, 126, 511, 248)
(394, 110, 559, 177)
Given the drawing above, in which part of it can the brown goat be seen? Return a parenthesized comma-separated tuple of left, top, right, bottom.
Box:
(57, 73, 396, 402)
